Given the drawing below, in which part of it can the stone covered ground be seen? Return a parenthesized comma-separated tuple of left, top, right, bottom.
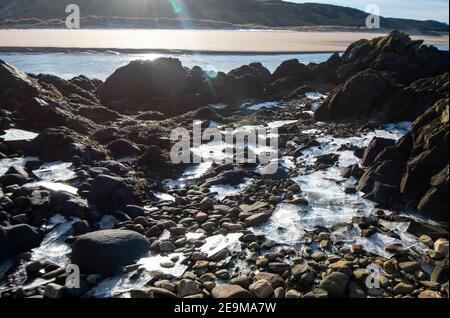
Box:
(0, 31, 449, 298)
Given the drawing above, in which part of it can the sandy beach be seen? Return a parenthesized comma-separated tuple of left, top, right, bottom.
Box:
(0, 29, 448, 53)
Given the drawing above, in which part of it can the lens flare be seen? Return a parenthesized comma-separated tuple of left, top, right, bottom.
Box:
(170, 0, 182, 14)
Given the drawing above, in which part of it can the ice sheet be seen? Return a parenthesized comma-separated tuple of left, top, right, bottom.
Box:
(0, 260, 13, 281)
(23, 181, 78, 195)
(0, 129, 38, 141)
(97, 215, 120, 230)
(88, 269, 153, 298)
(305, 92, 327, 100)
(210, 178, 254, 201)
(200, 233, 243, 257)
(0, 157, 39, 176)
(31, 217, 77, 267)
(354, 233, 414, 259)
(253, 203, 305, 246)
(153, 192, 176, 202)
(32, 162, 75, 182)
(241, 101, 282, 111)
(137, 253, 187, 278)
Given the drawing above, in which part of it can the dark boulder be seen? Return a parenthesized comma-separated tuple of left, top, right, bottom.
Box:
(0, 60, 40, 107)
(87, 174, 138, 211)
(357, 99, 449, 222)
(314, 69, 397, 122)
(361, 137, 396, 167)
(107, 139, 141, 159)
(0, 224, 43, 261)
(71, 229, 150, 275)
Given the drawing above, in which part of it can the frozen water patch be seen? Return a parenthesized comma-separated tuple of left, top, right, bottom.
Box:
(241, 101, 282, 111)
(97, 215, 120, 230)
(164, 162, 213, 189)
(31, 217, 77, 267)
(200, 233, 243, 258)
(88, 269, 153, 298)
(305, 92, 327, 100)
(32, 162, 75, 182)
(0, 129, 38, 141)
(253, 203, 305, 246)
(153, 192, 176, 202)
(23, 181, 78, 195)
(267, 120, 297, 129)
(209, 103, 226, 110)
(0, 260, 13, 281)
(354, 233, 414, 259)
(137, 253, 187, 278)
(0, 157, 39, 176)
(210, 178, 254, 201)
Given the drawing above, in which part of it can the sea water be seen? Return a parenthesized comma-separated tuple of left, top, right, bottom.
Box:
(0, 51, 332, 80)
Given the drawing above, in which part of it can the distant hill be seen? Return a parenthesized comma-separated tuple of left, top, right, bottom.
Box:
(0, 0, 448, 33)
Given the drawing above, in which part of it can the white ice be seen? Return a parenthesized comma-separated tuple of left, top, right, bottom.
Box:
(200, 233, 243, 257)
(0, 129, 38, 141)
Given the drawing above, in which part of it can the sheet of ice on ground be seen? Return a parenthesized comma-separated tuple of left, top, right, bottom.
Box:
(0, 157, 39, 176)
(137, 253, 187, 278)
(186, 232, 207, 241)
(31, 217, 77, 267)
(32, 162, 75, 181)
(210, 178, 254, 201)
(88, 269, 153, 298)
(253, 203, 305, 246)
(200, 233, 243, 257)
(23, 181, 78, 195)
(331, 224, 361, 242)
(305, 92, 327, 100)
(164, 162, 213, 189)
(0, 129, 38, 141)
(97, 215, 120, 230)
(0, 260, 13, 281)
(241, 101, 282, 111)
(267, 120, 298, 129)
(293, 168, 374, 231)
(210, 103, 226, 110)
(378, 219, 411, 233)
(117, 156, 137, 164)
(354, 233, 414, 259)
(153, 192, 176, 202)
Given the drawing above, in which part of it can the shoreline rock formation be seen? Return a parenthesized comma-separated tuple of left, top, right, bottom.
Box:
(0, 31, 449, 299)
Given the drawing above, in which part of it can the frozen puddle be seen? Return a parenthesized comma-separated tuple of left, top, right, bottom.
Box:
(23, 181, 78, 195)
(210, 178, 254, 201)
(0, 129, 38, 141)
(241, 101, 283, 111)
(305, 92, 327, 100)
(253, 203, 305, 246)
(153, 192, 176, 202)
(0, 157, 39, 176)
(31, 216, 77, 267)
(32, 162, 75, 182)
(137, 253, 187, 277)
(200, 233, 243, 258)
(256, 122, 422, 257)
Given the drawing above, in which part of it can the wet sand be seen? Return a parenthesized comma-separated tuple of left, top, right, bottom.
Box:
(0, 29, 448, 53)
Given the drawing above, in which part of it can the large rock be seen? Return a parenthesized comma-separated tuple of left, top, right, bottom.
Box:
(318, 272, 349, 296)
(315, 69, 397, 121)
(0, 60, 40, 107)
(71, 229, 150, 275)
(30, 127, 106, 162)
(0, 224, 43, 261)
(211, 284, 252, 298)
(88, 174, 138, 211)
(98, 58, 189, 107)
(357, 99, 449, 222)
(316, 32, 449, 123)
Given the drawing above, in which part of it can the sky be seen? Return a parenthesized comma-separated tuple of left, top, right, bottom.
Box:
(289, 0, 449, 23)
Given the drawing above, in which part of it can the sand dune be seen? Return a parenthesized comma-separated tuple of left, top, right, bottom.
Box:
(0, 29, 448, 53)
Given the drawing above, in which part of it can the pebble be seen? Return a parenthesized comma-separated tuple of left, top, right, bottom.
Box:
(249, 279, 274, 298)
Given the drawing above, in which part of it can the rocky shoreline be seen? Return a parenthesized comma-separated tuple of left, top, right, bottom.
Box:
(0, 31, 449, 299)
